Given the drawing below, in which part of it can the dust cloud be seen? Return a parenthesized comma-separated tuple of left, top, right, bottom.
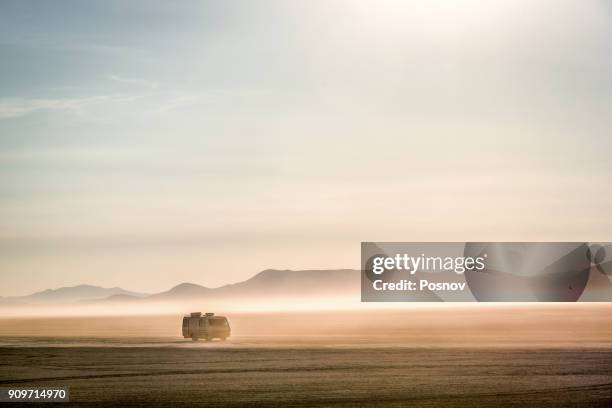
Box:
(1, 303, 611, 348)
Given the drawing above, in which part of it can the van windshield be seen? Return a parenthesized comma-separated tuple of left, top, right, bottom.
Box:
(209, 318, 227, 326)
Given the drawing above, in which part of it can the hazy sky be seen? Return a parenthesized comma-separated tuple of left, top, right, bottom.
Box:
(1, 0, 612, 295)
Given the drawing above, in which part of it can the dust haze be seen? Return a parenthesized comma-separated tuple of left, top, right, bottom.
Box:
(2, 306, 612, 407)
(1, 304, 611, 348)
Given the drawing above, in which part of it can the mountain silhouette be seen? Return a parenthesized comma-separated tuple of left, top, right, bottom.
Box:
(2, 285, 147, 305)
(148, 269, 359, 301)
(2, 270, 360, 306)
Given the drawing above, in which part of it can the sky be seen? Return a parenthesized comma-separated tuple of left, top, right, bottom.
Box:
(1, 0, 612, 296)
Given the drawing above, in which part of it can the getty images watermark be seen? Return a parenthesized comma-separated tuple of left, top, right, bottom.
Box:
(361, 242, 612, 302)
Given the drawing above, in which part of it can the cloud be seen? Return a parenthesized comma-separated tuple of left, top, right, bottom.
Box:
(0, 90, 204, 122)
(0, 97, 77, 119)
(0, 85, 265, 123)
(0, 95, 140, 120)
(0, 75, 172, 121)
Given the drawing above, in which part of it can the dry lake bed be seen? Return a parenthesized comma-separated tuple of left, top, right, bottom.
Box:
(1, 346, 611, 407)
(1, 307, 611, 407)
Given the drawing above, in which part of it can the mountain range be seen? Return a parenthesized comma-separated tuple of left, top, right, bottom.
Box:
(3, 267, 610, 307)
(0, 285, 148, 305)
(0, 269, 360, 306)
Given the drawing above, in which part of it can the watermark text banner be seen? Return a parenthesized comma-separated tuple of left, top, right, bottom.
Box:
(361, 242, 612, 302)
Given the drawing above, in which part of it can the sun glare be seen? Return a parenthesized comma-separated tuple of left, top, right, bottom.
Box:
(350, 0, 515, 32)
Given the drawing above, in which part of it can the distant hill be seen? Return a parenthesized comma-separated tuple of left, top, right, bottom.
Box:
(148, 269, 359, 301)
(3, 267, 610, 307)
(2, 285, 148, 305)
(217, 269, 359, 297)
(149, 282, 212, 299)
(1, 270, 361, 306)
(82, 293, 144, 304)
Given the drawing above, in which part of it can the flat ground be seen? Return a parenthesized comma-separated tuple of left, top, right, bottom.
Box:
(1, 306, 611, 407)
(1, 347, 611, 407)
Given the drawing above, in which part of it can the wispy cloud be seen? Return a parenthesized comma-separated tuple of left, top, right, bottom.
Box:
(0, 74, 164, 120)
(0, 88, 262, 122)
(0, 95, 139, 120)
(0, 90, 207, 122)
(0, 97, 85, 120)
